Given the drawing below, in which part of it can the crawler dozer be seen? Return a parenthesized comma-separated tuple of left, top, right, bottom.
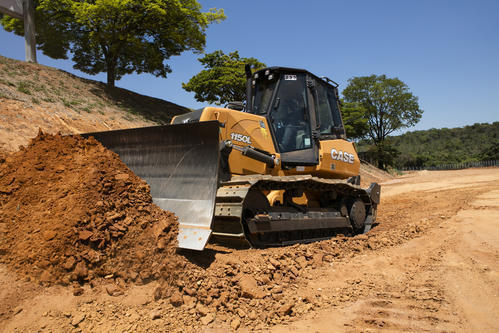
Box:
(84, 66, 380, 251)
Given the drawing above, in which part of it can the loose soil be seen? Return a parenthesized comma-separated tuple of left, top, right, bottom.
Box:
(359, 160, 393, 186)
(0, 135, 498, 332)
(0, 132, 184, 290)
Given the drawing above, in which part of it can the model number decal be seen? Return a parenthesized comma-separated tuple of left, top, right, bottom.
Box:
(230, 132, 251, 144)
(331, 149, 354, 164)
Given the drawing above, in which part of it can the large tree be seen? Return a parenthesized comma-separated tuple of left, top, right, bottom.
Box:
(182, 50, 265, 105)
(342, 75, 423, 169)
(1, 0, 225, 87)
(340, 100, 369, 140)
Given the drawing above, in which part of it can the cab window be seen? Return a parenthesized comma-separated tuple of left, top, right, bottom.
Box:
(315, 82, 343, 135)
(326, 86, 343, 130)
(269, 74, 312, 153)
(251, 79, 276, 115)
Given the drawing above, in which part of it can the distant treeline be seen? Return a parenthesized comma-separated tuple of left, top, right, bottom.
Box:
(358, 122, 499, 169)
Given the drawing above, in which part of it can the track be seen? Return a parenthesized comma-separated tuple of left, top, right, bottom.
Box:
(211, 175, 379, 247)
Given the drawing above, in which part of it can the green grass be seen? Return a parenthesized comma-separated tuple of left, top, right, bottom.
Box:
(62, 98, 84, 108)
(31, 97, 40, 104)
(0, 78, 15, 87)
(62, 99, 72, 108)
(80, 102, 98, 113)
(17, 81, 31, 95)
(32, 84, 47, 93)
(79, 106, 92, 113)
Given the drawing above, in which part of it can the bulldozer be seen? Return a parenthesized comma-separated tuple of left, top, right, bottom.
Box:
(84, 66, 380, 251)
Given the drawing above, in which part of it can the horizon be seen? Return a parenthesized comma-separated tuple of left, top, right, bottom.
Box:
(1, 0, 498, 134)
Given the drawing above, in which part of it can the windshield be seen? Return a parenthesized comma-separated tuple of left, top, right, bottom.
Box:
(269, 73, 312, 153)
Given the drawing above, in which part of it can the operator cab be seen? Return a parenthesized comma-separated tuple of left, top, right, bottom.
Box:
(247, 67, 345, 166)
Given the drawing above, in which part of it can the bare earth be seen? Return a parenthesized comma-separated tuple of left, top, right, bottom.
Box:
(1, 167, 498, 332)
(271, 168, 499, 332)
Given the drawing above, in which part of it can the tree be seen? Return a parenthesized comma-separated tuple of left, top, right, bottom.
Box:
(340, 100, 369, 140)
(342, 75, 423, 169)
(478, 139, 499, 161)
(182, 50, 265, 105)
(364, 141, 400, 170)
(1, 0, 225, 87)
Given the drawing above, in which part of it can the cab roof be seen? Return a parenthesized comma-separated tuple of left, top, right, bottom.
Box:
(252, 66, 339, 88)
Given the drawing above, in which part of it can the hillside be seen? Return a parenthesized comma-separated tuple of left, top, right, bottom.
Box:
(0, 55, 189, 151)
(388, 122, 499, 168)
(358, 122, 499, 169)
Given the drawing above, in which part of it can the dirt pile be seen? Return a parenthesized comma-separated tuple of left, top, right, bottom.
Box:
(0, 131, 182, 287)
(360, 161, 393, 186)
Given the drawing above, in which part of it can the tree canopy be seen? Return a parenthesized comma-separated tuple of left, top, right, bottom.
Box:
(342, 75, 423, 168)
(340, 100, 369, 140)
(182, 50, 265, 105)
(387, 122, 499, 169)
(0, 0, 225, 87)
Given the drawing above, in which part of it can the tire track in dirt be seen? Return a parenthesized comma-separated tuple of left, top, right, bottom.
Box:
(272, 168, 499, 333)
(345, 244, 460, 332)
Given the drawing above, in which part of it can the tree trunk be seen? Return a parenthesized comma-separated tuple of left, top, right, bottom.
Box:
(377, 158, 384, 170)
(375, 142, 384, 170)
(107, 66, 115, 87)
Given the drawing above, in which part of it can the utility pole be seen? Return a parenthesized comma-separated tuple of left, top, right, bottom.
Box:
(0, 0, 37, 63)
(22, 0, 36, 62)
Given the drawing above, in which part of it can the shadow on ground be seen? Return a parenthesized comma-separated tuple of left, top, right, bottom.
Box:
(91, 85, 190, 124)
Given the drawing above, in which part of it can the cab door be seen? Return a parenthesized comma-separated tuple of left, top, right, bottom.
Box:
(268, 72, 319, 166)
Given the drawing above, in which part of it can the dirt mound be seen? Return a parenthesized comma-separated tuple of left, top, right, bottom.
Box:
(360, 161, 394, 186)
(0, 131, 182, 286)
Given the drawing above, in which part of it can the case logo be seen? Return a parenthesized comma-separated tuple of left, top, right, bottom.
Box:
(331, 149, 354, 164)
(230, 132, 252, 144)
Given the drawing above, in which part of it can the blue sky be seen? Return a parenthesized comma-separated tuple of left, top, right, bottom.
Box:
(1, 0, 498, 133)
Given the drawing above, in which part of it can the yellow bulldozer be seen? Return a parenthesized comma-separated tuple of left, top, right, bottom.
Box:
(85, 66, 380, 250)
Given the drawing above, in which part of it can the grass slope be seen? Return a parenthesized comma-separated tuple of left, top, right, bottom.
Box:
(0, 55, 189, 123)
(0, 55, 189, 151)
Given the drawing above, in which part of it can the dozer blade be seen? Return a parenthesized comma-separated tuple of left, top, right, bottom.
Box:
(82, 121, 220, 251)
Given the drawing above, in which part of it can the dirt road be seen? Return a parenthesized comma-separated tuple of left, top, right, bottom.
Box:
(1, 168, 498, 332)
(272, 168, 499, 332)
